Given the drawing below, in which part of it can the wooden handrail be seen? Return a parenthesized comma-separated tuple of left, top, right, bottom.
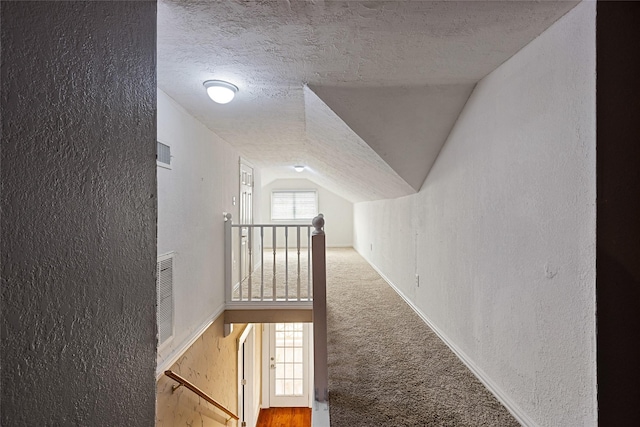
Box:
(164, 370, 239, 421)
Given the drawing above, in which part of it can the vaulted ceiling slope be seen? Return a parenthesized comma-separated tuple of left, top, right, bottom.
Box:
(158, 0, 579, 202)
(309, 83, 475, 192)
(303, 86, 415, 202)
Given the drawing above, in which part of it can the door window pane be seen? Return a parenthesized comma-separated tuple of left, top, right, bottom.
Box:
(273, 323, 305, 397)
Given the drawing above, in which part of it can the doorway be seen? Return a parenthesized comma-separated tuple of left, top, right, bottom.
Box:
(267, 323, 311, 407)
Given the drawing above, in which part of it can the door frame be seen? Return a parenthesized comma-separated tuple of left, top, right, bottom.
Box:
(261, 323, 314, 409)
(238, 158, 254, 287)
(238, 324, 259, 427)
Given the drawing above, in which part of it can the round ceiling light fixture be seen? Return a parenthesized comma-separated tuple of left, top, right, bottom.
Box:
(203, 80, 238, 104)
(294, 165, 305, 173)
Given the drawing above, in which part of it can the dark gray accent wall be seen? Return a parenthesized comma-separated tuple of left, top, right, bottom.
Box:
(1, 1, 157, 425)
(596, 1, 640, 425)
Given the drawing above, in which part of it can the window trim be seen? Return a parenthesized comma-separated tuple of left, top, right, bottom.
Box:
(270, 189, 318, 222)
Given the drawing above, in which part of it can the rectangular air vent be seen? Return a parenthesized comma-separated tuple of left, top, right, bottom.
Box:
(157, 253, 174, 345)
(157, 141, 171, 168)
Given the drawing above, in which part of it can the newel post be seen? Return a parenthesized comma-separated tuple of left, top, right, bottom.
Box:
(312, 214, 328, 402)
(223, 213, 233, 337)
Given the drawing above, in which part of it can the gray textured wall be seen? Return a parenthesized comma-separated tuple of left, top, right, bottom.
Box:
(1, 1, 157, 425)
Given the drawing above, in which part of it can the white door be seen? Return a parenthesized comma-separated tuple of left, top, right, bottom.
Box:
(238, 325, 259, 427)
(239, 160, 254, 286)
(269, 323, 310, 407)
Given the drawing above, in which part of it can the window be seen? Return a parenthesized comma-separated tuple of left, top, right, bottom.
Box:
(271, 190, 317, 221)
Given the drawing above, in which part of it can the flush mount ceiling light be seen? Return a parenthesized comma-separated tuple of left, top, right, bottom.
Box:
(203, 80, 238, 104)
(294, 165, 305, 173)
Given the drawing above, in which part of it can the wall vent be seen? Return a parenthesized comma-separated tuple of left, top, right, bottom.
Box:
(157, 141, 171, 168)
(157, 253, 174, 345)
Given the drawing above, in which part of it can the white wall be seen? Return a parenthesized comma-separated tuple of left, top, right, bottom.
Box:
(353, 3, 596, 426)
(261, 178, 353, 248)
(157, 89, 258, 369)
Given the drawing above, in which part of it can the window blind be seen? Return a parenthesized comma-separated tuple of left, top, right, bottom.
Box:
(271, 191, 317, 220)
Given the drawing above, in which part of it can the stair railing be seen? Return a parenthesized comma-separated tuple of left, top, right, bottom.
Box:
(164, 370, 239, 423)
(224, 213, 313, 303)
(222, 213, 329, 404)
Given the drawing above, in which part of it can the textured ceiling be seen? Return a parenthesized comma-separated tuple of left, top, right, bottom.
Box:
(158, 0, 578, 202)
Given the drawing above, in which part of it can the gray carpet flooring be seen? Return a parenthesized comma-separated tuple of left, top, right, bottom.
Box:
(325, 248, 520, 427)
(234, 249, 311, 301)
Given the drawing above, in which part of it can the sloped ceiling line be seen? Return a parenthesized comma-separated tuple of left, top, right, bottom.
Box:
(303, 85, 415, 202)
(308, 83, 476, 192)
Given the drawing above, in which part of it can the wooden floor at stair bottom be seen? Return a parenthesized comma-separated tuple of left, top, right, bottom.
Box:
(255, 407, 311, 427)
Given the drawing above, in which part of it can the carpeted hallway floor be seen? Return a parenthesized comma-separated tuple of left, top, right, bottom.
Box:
(325, 248, 519, 427)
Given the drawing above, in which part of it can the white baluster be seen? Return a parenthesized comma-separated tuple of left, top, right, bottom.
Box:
(224, 213, 232, 304)
(307, 225, 311, 300)
(297, 226, 301, 301)
(248, 225, 252, 301)
(272, 226, 277, 301)
(260, 226, 264, 301)
(285, 226, 289, 301)
(238, 225, 243, 301)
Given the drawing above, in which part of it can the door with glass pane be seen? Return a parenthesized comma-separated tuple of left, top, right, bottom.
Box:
(269, 323, 310, 407)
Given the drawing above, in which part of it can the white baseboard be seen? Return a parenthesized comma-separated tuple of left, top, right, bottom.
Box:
(356, 249, 536, 427)
(311, 401, 331, 427)
(156, 304, 226, 379)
